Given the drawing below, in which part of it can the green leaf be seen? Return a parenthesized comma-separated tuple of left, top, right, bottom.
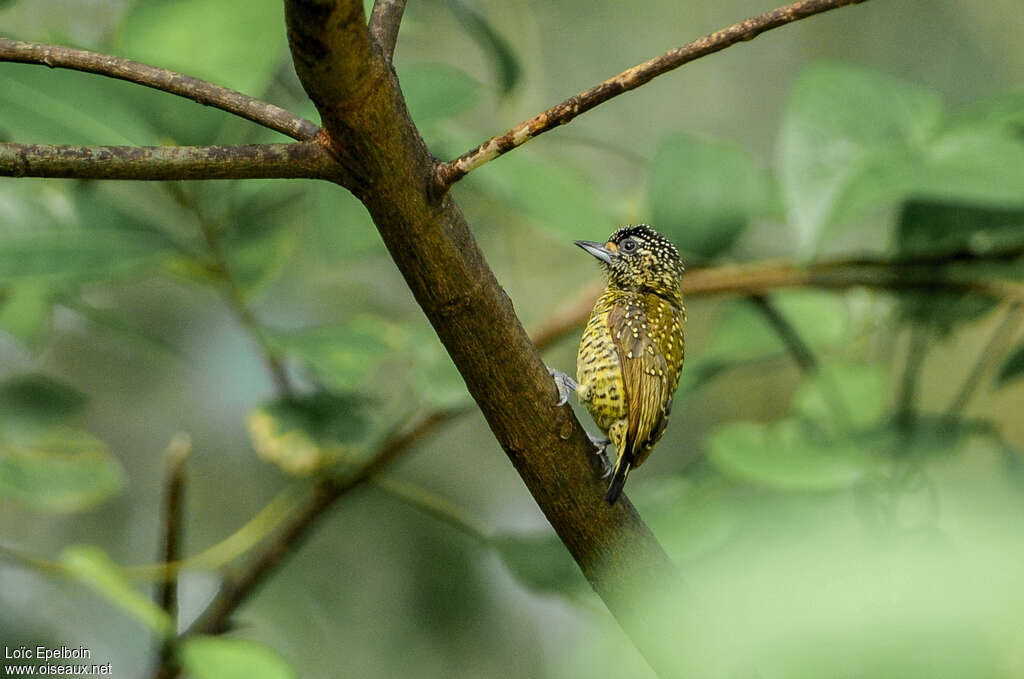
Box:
(0, 181, 76, 232)
(271, 317, 469, 409)
(302, 180, 382, 261)
(119, 0, 286, 97)
(949, 90, 1024, 136)
(0, 67, 156, 145)
(779, 63, 1024, 252)
(894, 201, 1024, 332)
(0, 230, 173, 284)
(60, 545, 172, 637)
(631, 477, 744, 564)
(179, 636, 297, 679)
(915, 127, 1024, 205)
(248, 392, 370, 476)
(778, 63, 943, 249)
(708, 419, 876, 491)
(0, 426, 125, 513)
(649, 133, 776, 260)
(62, 299, 185, 365)
(398, 63, 482, 128)
(792, 361, 889, 433)
(680, 292, 847, 392)
(896, 200, 1024, 259)
(875, 413, 990, 459)
(492, 531, 588, 597)
(442, 0, 522, 94)
(466, 150, 611, 235)
(707, 293, 847, 362)
(70, 181, 198, 251)
(0, 281, 53, 348)
(997, 342, 1024, 387)
(405, 324, 470, 410)
(0, 374, 87, 425)
(268, 316, 407, 392)
(224, 218, 301, 295)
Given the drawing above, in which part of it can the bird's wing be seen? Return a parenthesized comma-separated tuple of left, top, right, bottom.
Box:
(607, 297, 670, 466)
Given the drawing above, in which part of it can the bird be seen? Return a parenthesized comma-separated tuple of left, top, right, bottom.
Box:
(551, 224, 685, 504)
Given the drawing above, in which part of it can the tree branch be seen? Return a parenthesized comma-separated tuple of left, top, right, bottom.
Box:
(0, 142, 335, 180)
(187, 409, 454, 635)
(747, 294, 819, 372)
(531, 252, 1024, 351)
(434, 0, 870, 187)
(369, 0, 408, 60)
(156, 435, 191, 616)
(176, 287, 594, 638)
(946, 302, 1024, 416)
(164, 243, 1020, 667)
(0, 39, 320, 141)
(178, 280, 601, 638)
(163, 185, 295, 396)
(153, 434, 191, 679)
(283, 1, 681, 673)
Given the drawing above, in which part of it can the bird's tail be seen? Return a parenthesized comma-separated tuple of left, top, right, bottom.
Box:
(604, 456, 631, 505)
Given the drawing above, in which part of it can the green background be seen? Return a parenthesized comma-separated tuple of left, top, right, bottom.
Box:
(1, 0, 1023, 677)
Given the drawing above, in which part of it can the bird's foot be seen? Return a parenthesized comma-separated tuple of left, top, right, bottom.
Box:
(547, 367, 578, 406)
(587, 435, 613, 479)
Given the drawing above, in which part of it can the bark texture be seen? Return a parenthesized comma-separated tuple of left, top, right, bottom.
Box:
(282, 1, 680, 666)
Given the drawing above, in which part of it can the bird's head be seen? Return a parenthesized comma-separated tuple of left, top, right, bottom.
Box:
(575, 224, 684, 300)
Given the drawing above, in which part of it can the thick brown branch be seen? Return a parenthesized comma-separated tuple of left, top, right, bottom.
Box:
(369, 0, 408, 60)
(435, 0, 870, 187)
(284, 0, 380, 128)
(0, 142, 335, 180)
(284, 1, 680, 672)
(181, 293, 594, 635)
(0, 39, 320, 142)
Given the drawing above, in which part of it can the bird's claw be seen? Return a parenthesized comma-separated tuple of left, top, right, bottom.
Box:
(547, 367, 578, 407)
(588, 435, 613, 479)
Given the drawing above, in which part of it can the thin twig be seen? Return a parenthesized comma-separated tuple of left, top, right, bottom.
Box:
(0, 39, 320, 141)
(894, 324, 930, 434)
(156, 435, 192, 616)
(159, 243, 1024, 650)
(165, 185, 295, 397)
(153, 434, 191, 679)
(373, 475, 492, 545)
(0, 142, 335, 181)
(747, 294, 854, 428)
(186, 408, 456, 635)
(127, 482, 311, 583)
(747, 294, 818, 372)
(179, 248, 997, 635)
(166, 275, 611, 638)
(369, 0, 408, 60)
(0, 542, 66, 577)
(434, 0, 870, 187)
(530, 251, 1024, 352)
(946, 302, 1024, 416)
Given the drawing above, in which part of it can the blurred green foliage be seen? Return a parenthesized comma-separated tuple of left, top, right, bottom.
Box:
(650, 132, 777, 260)
(178, 636, 297, 679)
(1, 1, 1024, 678)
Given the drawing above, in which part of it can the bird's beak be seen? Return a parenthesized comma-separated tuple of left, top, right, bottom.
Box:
(574, 240, 614, 265)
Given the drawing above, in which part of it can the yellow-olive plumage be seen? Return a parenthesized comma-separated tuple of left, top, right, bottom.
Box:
(575, 225, 685, 504)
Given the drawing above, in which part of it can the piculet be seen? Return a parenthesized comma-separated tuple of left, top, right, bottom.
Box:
(553, 224, 685, 504)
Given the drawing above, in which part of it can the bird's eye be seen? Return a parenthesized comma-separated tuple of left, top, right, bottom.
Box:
(620, 238, 638, 252)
